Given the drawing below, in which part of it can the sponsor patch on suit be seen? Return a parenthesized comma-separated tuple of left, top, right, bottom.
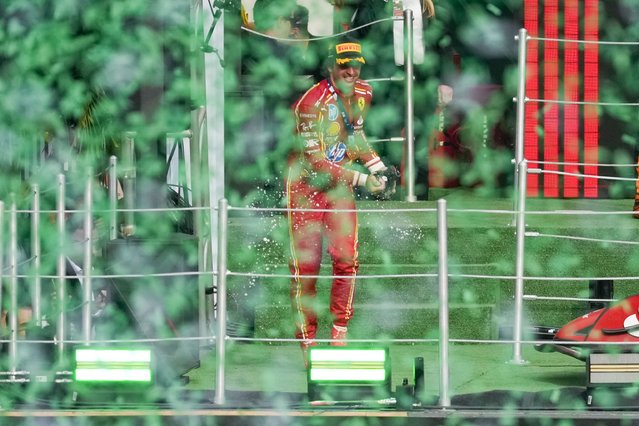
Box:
(326, 142, 347, 162)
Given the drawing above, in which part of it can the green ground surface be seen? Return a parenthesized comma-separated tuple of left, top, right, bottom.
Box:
(187, 342, 587, 406)
(1, 192, 636, 421)
(193, 191, 639, 411)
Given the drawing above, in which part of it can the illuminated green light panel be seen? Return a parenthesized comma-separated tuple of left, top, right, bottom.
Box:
(75, 349, 152, 382)
(309, 349, 387, 382)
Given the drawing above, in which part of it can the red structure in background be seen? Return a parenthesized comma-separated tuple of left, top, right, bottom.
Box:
(583, 0, 599, 198)
(524, 0, 599, 198)
(543, 0, 559, 197)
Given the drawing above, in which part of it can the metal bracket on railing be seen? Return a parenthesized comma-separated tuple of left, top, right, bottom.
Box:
(0, 370, 30, 384)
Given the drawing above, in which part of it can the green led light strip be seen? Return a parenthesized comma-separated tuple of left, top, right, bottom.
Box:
(75, 368, 152, 382)
(74, 349, 152, 383)
(309, 349, 386, 362)
(310, 368, 386, 382)
(308, 348, 387, 383)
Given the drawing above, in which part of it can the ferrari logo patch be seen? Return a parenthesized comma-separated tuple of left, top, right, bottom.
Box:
(357, 97, 365, 111)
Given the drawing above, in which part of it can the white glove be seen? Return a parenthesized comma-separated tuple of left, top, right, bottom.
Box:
(365, 174, 386, 193)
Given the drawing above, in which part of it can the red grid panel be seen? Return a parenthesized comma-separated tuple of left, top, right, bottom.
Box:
(543, 0, 559, 197)
(524, 0, 539, 197)
(583, 0, 599, 198)
(563, 0, 580, 197)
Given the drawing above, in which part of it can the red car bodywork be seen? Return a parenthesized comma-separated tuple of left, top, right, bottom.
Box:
(537, 295, 639, 360)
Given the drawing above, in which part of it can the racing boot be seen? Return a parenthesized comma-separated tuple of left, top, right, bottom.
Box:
(330, 325, 348, 346)
(300, 339, 316, 369)
(634, 198, 639, 219)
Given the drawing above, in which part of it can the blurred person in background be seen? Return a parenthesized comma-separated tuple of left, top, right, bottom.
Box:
(237, 0, 321, 205)
(330, 0, 518, 196)
(327, 0, 459, 197)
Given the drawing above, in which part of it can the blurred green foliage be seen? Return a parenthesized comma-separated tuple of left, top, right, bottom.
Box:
(0, 0, 191, 204)
(2, 1, 639, 419)
(2, 0, 639, 205)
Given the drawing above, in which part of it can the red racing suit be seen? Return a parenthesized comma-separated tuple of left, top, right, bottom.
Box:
(286, 78, 385, 342)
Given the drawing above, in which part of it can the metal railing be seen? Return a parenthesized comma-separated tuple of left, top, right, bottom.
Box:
(511, 27, 639, 363)
(2, 26, 639, 412)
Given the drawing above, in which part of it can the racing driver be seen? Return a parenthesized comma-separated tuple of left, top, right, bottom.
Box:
(285, 37, 389, 363)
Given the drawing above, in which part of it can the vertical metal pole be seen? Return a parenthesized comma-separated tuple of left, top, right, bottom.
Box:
(122, 132, 136, 237)
(56, 174, 67, 363)
(513, 28, 529, 213)
(214, 198, 228, 405)
(193, 116, 205, 342)
(404, 8, 416, 202)
(437, 199, 450, 407)
(109, 155, 118, 240)
(82, 170, 93, 344)
(31, 184, 42, 326)
(8, 198, 18, 374)
(191, 0, 205, 108)
(204, 0, 225, 336)
(512, 160, 528, 364)
(191, 107, 209, 342)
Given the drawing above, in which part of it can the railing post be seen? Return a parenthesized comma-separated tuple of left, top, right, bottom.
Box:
(437, 199, 450, 407)
(31, 184, 42, 326)
(513, 28, 529, 214)
(82, 170, 93, 345)
(122, 132, 136, 237)
(8, 197, 18, 375)
(56, 174, 67, 364)
(512, 160, 529, 364)
(191, 107, 210, 343)
(109, 155, 118, 240)
(404, 8, 417, 202)
(214, 198, 228, 405)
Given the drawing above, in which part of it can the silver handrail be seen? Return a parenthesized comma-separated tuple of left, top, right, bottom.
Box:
(108, 156, 118, 240)
(31, 184, 41, 325)
(513, 28, 529, 221)
(56, 174, 67, 364)
(512, 160, 529, 364)
(9, 198, 18, 375)
(81, 170, 93, 345)
(214, 198, 228, 405)
(437, 199, 450, 407)
(403, 8, 416, 202)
